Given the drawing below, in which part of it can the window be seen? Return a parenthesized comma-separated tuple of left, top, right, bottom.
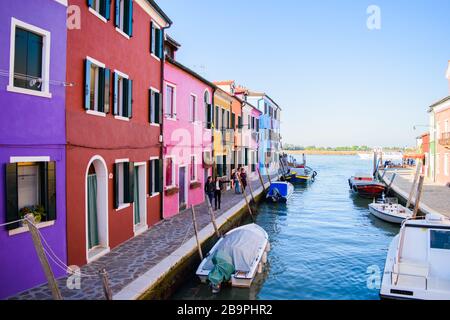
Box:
(165, 84, 176, 118)
(5, 161, 56, 230)
(231, 113, 236, 129)
(113, 71, 132, 118)
(189, 94, 197, 122)
(88, 0, 111, 20)
(215, 106, 220, 129)
(149, 88, 160, 124)
(216, 156, 223, 177)
(149, 159, 161, 195)
(85, 58, 110, 113)
(238, 116, 242, 129)
(190, 156, 197, 182)
(165, 157, 175, 187)
(204, 91, 212, 129)
(150, 22, 163, 59)
(431, 230, 450, 250)
(445, 153, 449, 177)
(115, 0, 133, 37)
(244, 148, 249, 166)
(8, 19, 51, 97)
(114, 161, 134, 209)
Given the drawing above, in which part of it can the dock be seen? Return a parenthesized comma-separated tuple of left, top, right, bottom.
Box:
(380, 168, 450, 218)
(10, 174, 276, 300)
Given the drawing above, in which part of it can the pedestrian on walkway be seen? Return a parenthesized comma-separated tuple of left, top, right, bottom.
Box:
(233, 168, 241, 194)
(204, 176, 215, 207)
(240, 168, 248, 191)
(214, 176, 230, 210)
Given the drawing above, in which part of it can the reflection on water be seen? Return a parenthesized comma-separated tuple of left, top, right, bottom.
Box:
(172, 155, 400, 300)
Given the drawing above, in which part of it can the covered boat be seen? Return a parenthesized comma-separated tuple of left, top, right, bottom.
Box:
(348, 173, 386, 198)
(196, 224, 270, 292)
(266, 181, 294, 203)
(380, 214, 450, 300)
(369, 198, 413, 224)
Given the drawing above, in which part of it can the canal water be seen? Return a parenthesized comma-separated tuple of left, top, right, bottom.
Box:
(172, 155, 400, 300)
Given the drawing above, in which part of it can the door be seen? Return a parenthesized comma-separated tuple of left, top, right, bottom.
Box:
(179, 167, 187, 210)
(87, 173, 99, 249)
(133, 166, 140, 226)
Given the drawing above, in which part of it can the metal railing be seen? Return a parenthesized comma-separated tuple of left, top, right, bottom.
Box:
(439, 132, 450, 147)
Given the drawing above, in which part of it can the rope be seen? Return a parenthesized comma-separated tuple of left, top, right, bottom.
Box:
(0, 219, 24, 227)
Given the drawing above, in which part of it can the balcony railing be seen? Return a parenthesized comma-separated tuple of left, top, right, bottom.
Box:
(221, 129, 235, 146)
(439, 132, 450, 148)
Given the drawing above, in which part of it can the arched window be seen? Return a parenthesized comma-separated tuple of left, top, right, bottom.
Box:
(204, 90, 211, 129)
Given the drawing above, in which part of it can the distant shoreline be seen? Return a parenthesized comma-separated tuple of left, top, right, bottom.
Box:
(283, 150, 370, 156)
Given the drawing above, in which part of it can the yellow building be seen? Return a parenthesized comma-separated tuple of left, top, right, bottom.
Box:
(213, 88, 233, 178)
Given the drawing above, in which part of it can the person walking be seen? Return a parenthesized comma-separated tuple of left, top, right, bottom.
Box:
(233, 168, 241, 194)
(204, 176, 215, 207)
(240, 168, 248, 191)
(214, 176, 230, 210)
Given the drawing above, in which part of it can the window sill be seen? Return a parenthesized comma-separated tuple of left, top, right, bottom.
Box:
(9, 220, 55, 236)
(7, 85, 52, 98)
(114, 115, 130, 122)
(149, 192, 160, 198)
(151, 54, 161, 62)
(115, 27, 131, 40)
(150, 123, 161, 127)
(87, 246, 110, 263)
(116, 203, 131, 211)
(165, 117, 177, 121)
(86, 110, 106, 117)
(89, 7, 108, 23)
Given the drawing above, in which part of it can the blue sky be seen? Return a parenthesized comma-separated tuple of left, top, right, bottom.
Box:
(158, 0, 450, 147)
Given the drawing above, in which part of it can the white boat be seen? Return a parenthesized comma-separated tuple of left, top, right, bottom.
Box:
(196, 224, 270, 291)
(358, 152, 403, 162)
(380, 214, 450, 300)
(369, 198, 413, 224)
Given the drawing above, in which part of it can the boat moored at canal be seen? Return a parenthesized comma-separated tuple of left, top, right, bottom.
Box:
(196, 224, 270, 292)
(266, 181, 294, 203)
(348, 174, 386, 198)
(380, 214, 450, 300)
(368, 198, 413, 224)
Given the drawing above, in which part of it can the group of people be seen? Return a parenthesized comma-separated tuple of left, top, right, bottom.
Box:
(204, 167, 248, 211)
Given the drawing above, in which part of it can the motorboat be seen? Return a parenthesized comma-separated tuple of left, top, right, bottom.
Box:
(266, 181, 294, 203)
(369, 197, 413, 224)
(288, 165, 317, 183)
(348, 173, 386, 198)
(380, 214, 450, 300)
(196, 224, 270, 293)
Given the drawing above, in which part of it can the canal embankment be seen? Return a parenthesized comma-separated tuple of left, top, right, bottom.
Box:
(10, 173, 276, 300)
(380, 168, 450, 218)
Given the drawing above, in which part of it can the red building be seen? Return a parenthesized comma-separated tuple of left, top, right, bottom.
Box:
(66, 0, 171, 265)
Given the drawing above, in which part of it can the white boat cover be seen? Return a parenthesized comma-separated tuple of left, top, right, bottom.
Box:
(203, 224, 267, 273)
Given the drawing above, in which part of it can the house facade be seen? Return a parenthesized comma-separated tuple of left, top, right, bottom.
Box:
(65, 0, 171, 266)
(162, 45, 214, 218)
(0, 0, 67, 299)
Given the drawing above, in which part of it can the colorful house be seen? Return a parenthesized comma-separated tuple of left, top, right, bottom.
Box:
(212, 87, 234, 180)
(240, 90, 282, 175)
(65, 0, 171, 266)
(162, 38, 214, 218)
(0, 0, 67, 299)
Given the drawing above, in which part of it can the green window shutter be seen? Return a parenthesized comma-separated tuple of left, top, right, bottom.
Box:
(127, 79, 133, 118)
(40, 161, 57, 221)
(155, 91, 160, 124)
(159, 28, 165, 59)
(207, 103, 212, 129)
(113, 72, 118, 115)
(126, 0, 133, 37)
(148, 160, 153, 194)
(122, 78, 129, 117)
(104, 68, 111, 113)
(149, 21, 153, 53)
(87, 0, 93, 8)
(5, 163, 19, 230)
(104, 0, 111, 20)
(157, 159, 162, 193)
(231, 113, 236, 129)
(124, 162, 134, 204)
(114, 0, 120, 27)
(84, 59, 91, 110)
(114, 163, 119, 209)
(148, 89, 152, 123)
(97, 67, 105, 113)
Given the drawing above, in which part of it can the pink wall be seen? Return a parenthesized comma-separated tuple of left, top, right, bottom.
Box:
(435, 108, 450, 185)
(163, 62, 213, 218)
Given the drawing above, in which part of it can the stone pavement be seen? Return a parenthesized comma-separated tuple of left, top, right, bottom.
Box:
(381, 169, 450, 217)
(10, 173, 275, 300)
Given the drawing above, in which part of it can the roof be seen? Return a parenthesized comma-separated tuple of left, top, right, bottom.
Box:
(165, 34, 181, 49)
(146, 0, 172, 25)
(166, 57, 215, 88)
(246, 91, 282, 110)
(428, 95, 450, 112)
(214, 80, 235, 86)
(233, 95, 261, 114)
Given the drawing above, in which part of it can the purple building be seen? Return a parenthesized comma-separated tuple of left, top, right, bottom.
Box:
(0, 0, 67, 299)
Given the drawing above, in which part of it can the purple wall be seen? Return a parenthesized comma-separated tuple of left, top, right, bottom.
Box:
(0, 0, 67, 299)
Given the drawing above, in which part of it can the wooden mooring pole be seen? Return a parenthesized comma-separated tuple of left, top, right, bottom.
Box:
(24, 214, 63, 300)
(257, 168, 266, 193)
(99, 268, 113, 300)
(191, 206, 203, 260)
(247, 177, 256, 203)
(237, 174, 255, 222)
(373, 151, 378, 177)
(386, 172, 397, 195)
(413, 176, 425, 218)
(206, 197, 220, 238)
(406, 160, 423, 209)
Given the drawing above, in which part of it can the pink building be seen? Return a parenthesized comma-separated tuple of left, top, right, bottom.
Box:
(162, 38, 214, 218)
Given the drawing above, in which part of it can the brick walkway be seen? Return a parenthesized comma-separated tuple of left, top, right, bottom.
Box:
(381, 169, 450, 217)
(10, 174, 274, 300)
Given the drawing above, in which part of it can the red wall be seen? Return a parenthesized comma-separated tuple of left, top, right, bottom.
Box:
(66, 0, 164, 265)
